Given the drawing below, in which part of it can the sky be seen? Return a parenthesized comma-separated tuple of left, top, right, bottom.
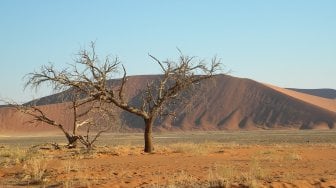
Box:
(0, 0, 335, 103)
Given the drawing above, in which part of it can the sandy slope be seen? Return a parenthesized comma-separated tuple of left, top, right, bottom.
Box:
(266, 84, 336, 113)
(162, 75, 336, 130)
(1, 75, 336, 135)
(0, 103, 74, 136)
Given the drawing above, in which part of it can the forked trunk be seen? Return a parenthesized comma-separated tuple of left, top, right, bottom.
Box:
(144, 118, 154, 153)
(65, 133, 78, 148)
(60, 126, 78, 148)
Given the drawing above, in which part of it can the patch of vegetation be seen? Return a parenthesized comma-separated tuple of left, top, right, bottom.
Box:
(21, 157, 49, 185)
(0, 146, 40, 167)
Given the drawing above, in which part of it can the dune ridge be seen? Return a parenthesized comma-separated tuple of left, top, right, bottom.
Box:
(266, 84, 336, 112)
(0, 75, 335, 135)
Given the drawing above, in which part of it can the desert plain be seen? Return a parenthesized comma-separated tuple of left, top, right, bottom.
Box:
(1, 75, 336, 188)
(1, 130, 336, 188)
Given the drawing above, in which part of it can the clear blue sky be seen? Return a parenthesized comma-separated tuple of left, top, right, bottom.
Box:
(0, 0, 335, 103)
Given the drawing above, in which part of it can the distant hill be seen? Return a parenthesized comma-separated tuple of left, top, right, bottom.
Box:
(1, 75, 335, 135)
(286, 88, 336, 99)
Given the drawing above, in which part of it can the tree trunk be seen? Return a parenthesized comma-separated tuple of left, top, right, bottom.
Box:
(70, 137, 78, 148)
(71, 125, 78, 148)
(57, 125, 77, 148)
(144, 118, 154, 153)
(71, 100, 78, 148)
(65, 133, 78, 148)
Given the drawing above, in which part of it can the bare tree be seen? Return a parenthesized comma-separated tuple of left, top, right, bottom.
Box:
(77, 100, 117, 151)
(25, 42, 222, 153)
(6, 90, 114, 150)
(8, 100, 79, 148)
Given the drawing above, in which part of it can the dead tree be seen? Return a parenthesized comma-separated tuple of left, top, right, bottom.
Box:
(77, 100, 117, 151)
(25, 42, 222, 153)
(6, 91, 113, 149)
(10, 101, 79, 148)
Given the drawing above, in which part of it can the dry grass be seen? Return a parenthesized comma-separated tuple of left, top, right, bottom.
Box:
(284, 151, 302, 161)
(245, 157, 270, 186)
(22, 157, 49, 185)
(208, 164, 236, 187)
(0, 146, 46, 168)
(63, 160, 80, 174)
(61, 159, 102, 187)
(103, 144, 143, 156)
(167, 141, 221, 155)
(1, 130, 336, 187)
(0, 147, 29, 167)
(206, 155, 272, 188)
(169, 142, 207, 154)
(0, 146, 51, 186)
(166, 170, 197, 187)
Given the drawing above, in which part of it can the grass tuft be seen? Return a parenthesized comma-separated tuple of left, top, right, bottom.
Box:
(22, 157, 49, 185)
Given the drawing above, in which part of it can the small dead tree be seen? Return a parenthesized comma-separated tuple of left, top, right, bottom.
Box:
(25, 42, 222, 153)
(77, 101, 116, 151)
(6, 91, 114, 149)
(9, 101, 79, 148)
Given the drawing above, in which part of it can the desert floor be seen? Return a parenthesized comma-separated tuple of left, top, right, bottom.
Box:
(1, 130, 336, 188)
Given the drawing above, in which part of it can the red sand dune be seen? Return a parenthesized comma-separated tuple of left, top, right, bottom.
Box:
(155, 75, 336, 131)
(265, 84, 336, 112)
(0, 103, 75, 136)
(0, 75, 335, 136)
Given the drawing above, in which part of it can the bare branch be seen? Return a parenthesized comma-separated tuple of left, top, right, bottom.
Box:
(148, 54, 166, 72)
(118, 65, 127, 103)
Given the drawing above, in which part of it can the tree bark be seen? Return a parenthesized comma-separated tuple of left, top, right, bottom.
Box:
(71, 100, 78, 148)
(65, 132, 78, 148)
(144, 118, 154, 153)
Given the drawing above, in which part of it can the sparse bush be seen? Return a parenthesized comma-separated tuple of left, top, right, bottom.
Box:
(0, 147, 31, 167)
(107, 145, 142, 156)
(284, 152, 302, 161)
(249, 157, 266, 180)
(206, 157, 269, 187)
(240, 156, 270, 187)
(167, 170, 196, 187)
(22, 157, 49, 185)
(63, 160, 79, 173)
(208, 164, 236, 187)
(169, 142, 211, 155)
